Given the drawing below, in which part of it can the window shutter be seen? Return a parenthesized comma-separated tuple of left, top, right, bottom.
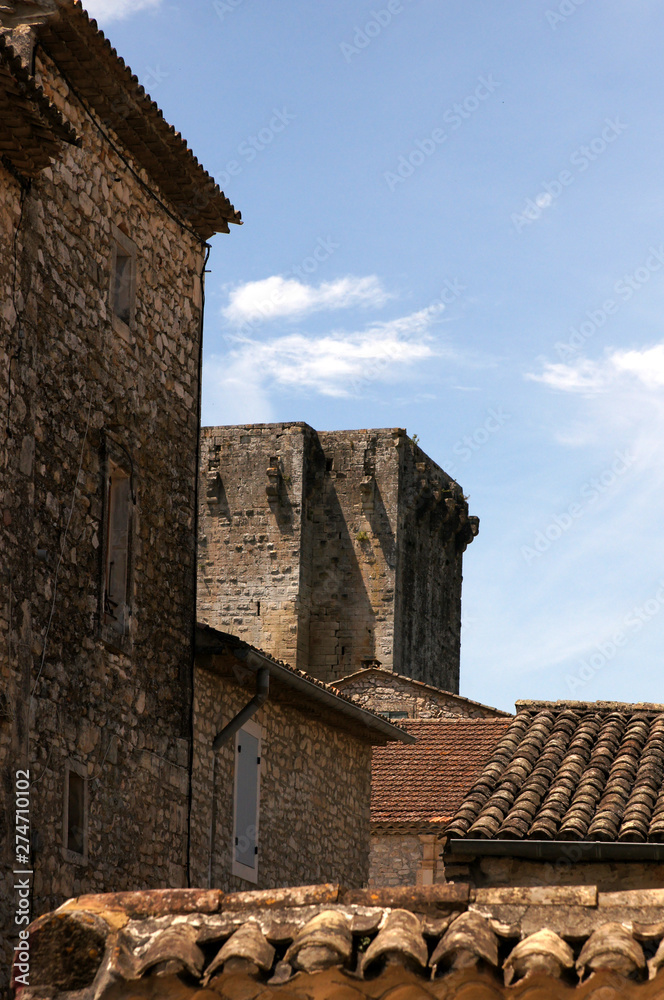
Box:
(234, 729, 259, 869)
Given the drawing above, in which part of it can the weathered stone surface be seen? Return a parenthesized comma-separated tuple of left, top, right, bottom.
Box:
(198, 424, 476, 690)
(190, 667, 373, 890)
(1, 29, 208, 990)
(337, 669, 508, 721)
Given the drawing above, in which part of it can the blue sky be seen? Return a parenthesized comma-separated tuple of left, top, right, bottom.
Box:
(87, 0, 664, 712)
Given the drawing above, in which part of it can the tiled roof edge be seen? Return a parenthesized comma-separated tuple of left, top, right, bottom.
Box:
(0, 30, 79, 145)
(195, 624, 416, 745)
(336, 667, 512, 716)
(37, 0, 240, 238)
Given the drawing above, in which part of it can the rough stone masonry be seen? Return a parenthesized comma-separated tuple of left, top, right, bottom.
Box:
(198, 423, 479, 689)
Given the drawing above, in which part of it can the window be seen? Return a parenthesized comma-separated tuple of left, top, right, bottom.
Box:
(384, 710, 409, 720)
(110, 226, 136, 334)
(63, 761, 88, 863)
(232, 721, 261, 882)
(103, 462, 131, 635)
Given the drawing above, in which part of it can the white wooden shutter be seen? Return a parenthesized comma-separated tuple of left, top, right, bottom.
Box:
(232, 723, 261, 881)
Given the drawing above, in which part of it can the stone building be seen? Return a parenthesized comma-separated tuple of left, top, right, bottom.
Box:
(370, 718, 511, 887)
(0, 0, 240, 980)
(192, 624, 412, 893)
(335, 666, 511, 721)
(445, 700, 664, 892)
(198, 422, 479, 689)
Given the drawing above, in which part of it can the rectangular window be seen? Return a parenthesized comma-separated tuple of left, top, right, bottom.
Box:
(110, 226, 137, 334)
(104, 463, 131, 634)
(112, 249, 133, 324)
(232, 721, 261, 882)
(63, 761, 88, 863)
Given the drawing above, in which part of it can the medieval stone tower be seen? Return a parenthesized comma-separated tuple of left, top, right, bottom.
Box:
(198, 423, 478, 691)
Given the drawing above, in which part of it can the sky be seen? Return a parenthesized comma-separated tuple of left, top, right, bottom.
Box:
(85, 0, 664, 713)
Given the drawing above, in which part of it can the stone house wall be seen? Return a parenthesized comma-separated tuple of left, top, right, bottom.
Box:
(1, 45, 207, 968)
(190, 663, 373, 891)
(198, 424, 477, 688)
(369, 833, 445, 887)
(335, 670, 508, 719)
(444, 852, 664, 893)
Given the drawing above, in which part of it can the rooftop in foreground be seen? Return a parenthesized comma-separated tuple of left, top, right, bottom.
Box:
(17, 882, 664, 996)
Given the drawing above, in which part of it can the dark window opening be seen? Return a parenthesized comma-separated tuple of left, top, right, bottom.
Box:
(112, 249, 133, 324)
(67, 771, 85, 855)
(104, 465, 130, 633)
(326, 458, 334, 472)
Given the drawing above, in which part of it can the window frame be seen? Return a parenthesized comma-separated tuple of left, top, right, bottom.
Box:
(109, 225, 137, 340)
(99, 441, 134, 652)
(231, 719, 262, 883)
(62, 759, 89, 866)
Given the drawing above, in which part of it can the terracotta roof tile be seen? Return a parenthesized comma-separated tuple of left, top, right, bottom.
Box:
(36, 0, 240, 238)
(371, 718, 512, 828)
(18, 883, 664, 996)
(0, 31, 79, 177)
(448, 700, 664, 844)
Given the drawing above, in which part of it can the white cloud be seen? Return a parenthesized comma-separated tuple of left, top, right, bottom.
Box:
(203, 305, 448, 422)
(527, 342, 664, 394)
(83, 0, 162, 23)
(223, 275, 390, 325)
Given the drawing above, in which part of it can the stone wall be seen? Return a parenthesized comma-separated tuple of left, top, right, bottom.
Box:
(336, 669, 508, 719)
(369, 833, 445, 886)
(190, 661, 372, 890)
(198, 424, 477, 687)
(198, 424, 313, 670)
(445, 852, 664, 893)
(1, 45, 207, 973)
(369, 834, 423, 887)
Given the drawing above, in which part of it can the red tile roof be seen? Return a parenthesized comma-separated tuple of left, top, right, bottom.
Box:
(447, 700, 664, 843)
(371, 718, 512, 829)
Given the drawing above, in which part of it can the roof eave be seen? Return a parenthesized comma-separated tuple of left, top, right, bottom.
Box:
(195, 627, 416, 745)
(446, 837, 664, 862)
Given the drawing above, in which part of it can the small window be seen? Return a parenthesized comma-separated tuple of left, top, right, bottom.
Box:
(104, 463, 131, 634)
(232, 721, 261, 883)
(113, 248, 133, 323)
(63, 761, 88, 863)
(110, 226, 136, 332)
(384, 710, 409, 720)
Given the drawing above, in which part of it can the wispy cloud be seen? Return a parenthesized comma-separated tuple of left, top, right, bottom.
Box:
(222, 274, 390, 325)
(83, 0, 162, 23)
(203, 305, 448, 424)
(527, 342, 664, 394)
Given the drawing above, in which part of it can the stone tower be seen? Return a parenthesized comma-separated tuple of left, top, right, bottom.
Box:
(198, 423, 478, 691)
